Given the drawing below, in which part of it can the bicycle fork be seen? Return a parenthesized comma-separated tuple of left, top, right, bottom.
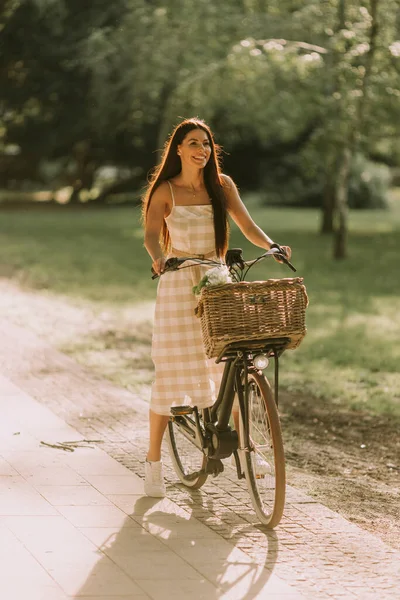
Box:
(233, 356, 265, 479)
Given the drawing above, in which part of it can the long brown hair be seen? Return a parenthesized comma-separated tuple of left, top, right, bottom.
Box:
(142, 118, 229, 257)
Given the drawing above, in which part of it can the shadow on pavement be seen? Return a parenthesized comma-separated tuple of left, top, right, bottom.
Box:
(73, 495, 279, 599)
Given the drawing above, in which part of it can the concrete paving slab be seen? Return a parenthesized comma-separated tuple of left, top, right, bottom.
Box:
(0, 372, 306, 599)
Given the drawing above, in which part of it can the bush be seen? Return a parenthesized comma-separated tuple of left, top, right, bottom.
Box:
(256, 153, 390, 210)
(348, 154, 391, 209)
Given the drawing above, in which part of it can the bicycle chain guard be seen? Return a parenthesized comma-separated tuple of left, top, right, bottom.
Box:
(205, 423, 238, 460)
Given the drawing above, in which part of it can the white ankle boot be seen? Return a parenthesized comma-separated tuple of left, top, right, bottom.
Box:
(144, 460, 166, 497)
(231, 451, 271, 476)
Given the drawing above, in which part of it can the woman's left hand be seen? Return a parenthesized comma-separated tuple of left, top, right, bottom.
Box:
(273, 245, 292, 263)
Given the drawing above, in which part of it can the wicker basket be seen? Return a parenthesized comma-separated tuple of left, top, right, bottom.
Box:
(195, 278, 309, 358)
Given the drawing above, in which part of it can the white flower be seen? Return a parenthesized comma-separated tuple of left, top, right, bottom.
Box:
(205, 266, 232, 286)
(192, 266, 232, 295)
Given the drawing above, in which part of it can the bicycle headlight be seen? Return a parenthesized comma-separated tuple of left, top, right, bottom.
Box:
(253, 354, 269, 370)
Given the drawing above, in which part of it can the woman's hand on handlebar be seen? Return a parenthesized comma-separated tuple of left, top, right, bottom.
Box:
(152, 257, 166, 276)
(277, 245, 291, 261)
(270, 244, 292, 263)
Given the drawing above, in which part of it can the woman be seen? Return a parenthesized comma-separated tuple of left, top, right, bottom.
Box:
(143, 117, 291, 497)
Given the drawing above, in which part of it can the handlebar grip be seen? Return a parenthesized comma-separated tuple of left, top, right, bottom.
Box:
(274, 253, 296, 272)
(269, 243, 284, 253)
(270, 243, 296, 272)
(282, 256, 296, 272)
(151, 257, 184, 279)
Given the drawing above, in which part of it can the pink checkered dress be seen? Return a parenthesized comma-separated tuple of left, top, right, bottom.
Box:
(150, 182, 223, 415)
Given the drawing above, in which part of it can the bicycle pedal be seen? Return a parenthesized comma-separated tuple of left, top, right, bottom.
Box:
(170, 405, 194, 416)
(205, 458, 224, 476)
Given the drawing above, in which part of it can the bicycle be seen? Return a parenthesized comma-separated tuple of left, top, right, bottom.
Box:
(151, 246, 308, 528)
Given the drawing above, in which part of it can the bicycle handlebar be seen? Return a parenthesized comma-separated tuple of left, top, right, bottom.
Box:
(151, 256, 222, 280)
(245, 246, 296, 273)
(151, 246, 296, 280)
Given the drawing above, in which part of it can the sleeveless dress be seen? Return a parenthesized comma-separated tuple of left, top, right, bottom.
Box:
(150, 182, 224, 416)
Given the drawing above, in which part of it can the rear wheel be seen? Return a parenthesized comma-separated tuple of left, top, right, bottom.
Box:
(239, 371, 285, 527)
(166, 416, 208, 489)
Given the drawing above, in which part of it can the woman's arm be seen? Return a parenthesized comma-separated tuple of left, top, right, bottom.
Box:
(144, 183, 170, 274)
(222, 175, 291, 258)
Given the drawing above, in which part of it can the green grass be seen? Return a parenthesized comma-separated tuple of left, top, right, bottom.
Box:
(0, 192, 399, 416)
(0, 205, 151, 303)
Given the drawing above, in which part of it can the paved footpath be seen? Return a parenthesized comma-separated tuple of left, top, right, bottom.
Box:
(1, 318, 399, 600)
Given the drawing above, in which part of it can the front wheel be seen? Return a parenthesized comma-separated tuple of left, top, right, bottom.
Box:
(166, 416, 208, 489)
(239, 371, 286, 527)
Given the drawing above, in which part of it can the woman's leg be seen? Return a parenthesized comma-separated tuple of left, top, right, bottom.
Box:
(233, 410, 240, 440)
(146, 409, 169, 462)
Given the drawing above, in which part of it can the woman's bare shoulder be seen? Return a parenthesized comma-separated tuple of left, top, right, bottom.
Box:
(220, 173, 235, 188)
(151, 180, 171, 202)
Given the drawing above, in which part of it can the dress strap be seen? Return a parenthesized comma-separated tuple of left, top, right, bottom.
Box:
(167, 181, 175, 207)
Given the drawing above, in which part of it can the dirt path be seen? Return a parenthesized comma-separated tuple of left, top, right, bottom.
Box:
(282, 393, 400, 548)
(1, 278, 399, 549)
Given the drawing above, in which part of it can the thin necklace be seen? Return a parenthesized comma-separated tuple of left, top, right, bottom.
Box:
(190, 183, 202, 199)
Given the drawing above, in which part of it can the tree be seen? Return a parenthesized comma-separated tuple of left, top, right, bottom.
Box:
(86, 1, 270, 175)
(0, 0, 128, 198)
(321, 0, 400, 257)
(1, 0, 399, 226)
(171, 0, 400, 258)
(152, 0, 400, 257)
(85, 0, 334, 197)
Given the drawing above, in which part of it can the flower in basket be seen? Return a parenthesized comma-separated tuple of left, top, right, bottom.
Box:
(192, 266, 232, 295)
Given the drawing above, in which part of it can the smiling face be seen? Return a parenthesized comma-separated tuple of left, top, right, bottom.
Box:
(177, 128, 212, 169)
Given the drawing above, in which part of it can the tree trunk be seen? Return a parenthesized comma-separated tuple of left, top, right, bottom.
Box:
(356, 0, 379, 142)
(319, 0, 345, 234)
(333, 147, 351, 259)
(68, 140, 95, 204)
(320, 175, 335, 234)
(332, 0, 378, 258)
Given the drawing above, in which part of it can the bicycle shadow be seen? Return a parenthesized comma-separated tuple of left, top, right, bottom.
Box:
(134, 495, 279, 599)
(72, 494, 279, 599)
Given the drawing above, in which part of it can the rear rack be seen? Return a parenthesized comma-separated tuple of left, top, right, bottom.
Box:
(215, 337, 291, 363)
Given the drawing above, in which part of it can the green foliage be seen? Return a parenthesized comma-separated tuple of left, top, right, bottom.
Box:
(0, 0, 128, 185)
(85, 0, 281, 165)
(1, 0, 400, 208)
(258, 151, 391, 209)
(348, 154, 391, 209)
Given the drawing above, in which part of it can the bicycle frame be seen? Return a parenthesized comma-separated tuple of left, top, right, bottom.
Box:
(170, 356, 239, 457)
(170, 336, 290, 477)
(209, 354, 240, 427)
